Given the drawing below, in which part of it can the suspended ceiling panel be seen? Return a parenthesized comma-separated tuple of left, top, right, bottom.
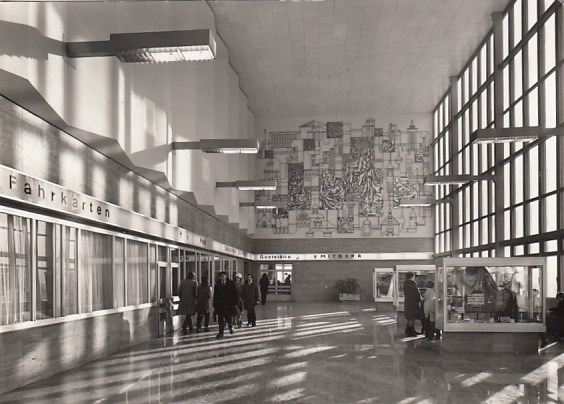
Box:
(209, 0, 510, 118)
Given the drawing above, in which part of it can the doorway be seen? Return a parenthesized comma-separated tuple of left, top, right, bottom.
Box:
(259, 263, 293, 301)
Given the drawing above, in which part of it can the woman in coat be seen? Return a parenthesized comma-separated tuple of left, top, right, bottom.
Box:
(403, 271, 422, 337)
(423, 281, 440, 340)
(177, 272, 198, 334)
(233, 273, 244, 328)
(242, 274, 260, 327)
(195, 277, 212, 332)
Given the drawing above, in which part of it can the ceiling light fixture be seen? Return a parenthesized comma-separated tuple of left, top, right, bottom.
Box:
(424, 175, 495, 186)
(66, 29, 216, 63)
(217, 180, 277, 191)
(470, 126, 564, 144)
(240, 201, 284, 209)
(398, 197, 452, 207)
(172, 139, 259, 154)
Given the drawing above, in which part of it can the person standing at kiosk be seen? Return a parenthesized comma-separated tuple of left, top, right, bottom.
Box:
(403, 271, 422, 337)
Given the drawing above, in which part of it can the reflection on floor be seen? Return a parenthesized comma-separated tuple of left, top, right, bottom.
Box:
(2, 302, 564, 403)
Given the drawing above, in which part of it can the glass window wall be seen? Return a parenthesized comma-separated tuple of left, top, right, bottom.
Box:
(432, 0, 562, 292)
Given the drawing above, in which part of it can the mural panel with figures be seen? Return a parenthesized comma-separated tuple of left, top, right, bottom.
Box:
(254, 118, 433, 238)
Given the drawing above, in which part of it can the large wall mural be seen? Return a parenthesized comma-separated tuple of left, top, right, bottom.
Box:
(254, 118, 433, 238)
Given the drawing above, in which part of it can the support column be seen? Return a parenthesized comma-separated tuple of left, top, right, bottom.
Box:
(449, 76, 460, 254)
(492, 12, 506, 257)
(556, 5, 564, 290)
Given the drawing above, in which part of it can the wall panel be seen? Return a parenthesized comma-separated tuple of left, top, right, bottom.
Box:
(0, 307, 158, 395)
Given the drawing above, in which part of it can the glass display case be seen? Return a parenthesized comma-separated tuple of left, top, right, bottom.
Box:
(394, 265, 436, 311)
(373, 268, 394, 302)
(436, 257, 546, 332)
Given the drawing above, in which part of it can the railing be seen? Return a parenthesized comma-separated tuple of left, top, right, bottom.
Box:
(268, 285, 292, 295)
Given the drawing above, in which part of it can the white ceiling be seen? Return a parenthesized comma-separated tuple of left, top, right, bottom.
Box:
(208, 0, 510, 118)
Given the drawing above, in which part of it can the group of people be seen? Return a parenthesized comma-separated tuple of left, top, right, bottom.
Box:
(403, 271, 441, 340)
(177, 272, 272, 339)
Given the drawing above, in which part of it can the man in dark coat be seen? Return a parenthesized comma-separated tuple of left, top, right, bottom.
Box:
(403, 271, 422, 337)
(547, 292, 564, 338)
(213, 271, 238, 338)
(242, 274, 260, 327)
(259, 273, 270, 305)
(177, 272, 197, 334)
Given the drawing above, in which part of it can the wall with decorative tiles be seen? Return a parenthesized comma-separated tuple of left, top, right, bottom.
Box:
(254, 116, 434, 239)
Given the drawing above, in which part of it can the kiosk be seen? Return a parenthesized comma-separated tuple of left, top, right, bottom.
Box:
(436, 257, 546, 353)
(373, 265, 435, 312)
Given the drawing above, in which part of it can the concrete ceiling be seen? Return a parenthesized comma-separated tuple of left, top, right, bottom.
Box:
(208, 0, 511, 118)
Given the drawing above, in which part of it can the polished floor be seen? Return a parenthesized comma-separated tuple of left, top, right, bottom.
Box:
(2, 302, 564, 403)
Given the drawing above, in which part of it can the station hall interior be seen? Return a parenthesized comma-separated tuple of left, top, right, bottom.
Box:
(1, 0, 564, 402)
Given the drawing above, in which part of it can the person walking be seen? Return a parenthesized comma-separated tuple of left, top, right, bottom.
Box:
(243, 274, 260, 327)
(213, 271, 238, 339)
(195, 277, 212, 332)
(259, 273, 270, 305)
(177, 272, 198, 335)
(233, 273, 244, 328)
(403, 271, 422, 337)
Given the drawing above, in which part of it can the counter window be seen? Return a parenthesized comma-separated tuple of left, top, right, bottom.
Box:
(0, 214, 32, 326)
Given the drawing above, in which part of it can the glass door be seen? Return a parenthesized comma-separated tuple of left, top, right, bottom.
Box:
(213, 255, 222, 285)
(171, 248, 180, 298)
(200, 254, 213, 285)
(157, 246, 170, 336)
(260, 263, 293, 301)
(185, 250, 197, 282)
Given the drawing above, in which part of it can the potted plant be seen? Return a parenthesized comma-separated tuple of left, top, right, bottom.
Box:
(334, 278, 361, 302)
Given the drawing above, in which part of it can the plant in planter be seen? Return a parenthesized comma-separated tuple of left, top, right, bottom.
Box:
(334, 278, 361, 302)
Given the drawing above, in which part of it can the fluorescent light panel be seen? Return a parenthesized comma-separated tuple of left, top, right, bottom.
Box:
(199, 139, 259, 154)
(236, 180, 277, 191)
(116, 45, 214, 63)
(399, 197, 451, 207)
(424, 175, 493, 186)
(111, 30, 216, 63)
(240, 202, 284, 209)
(171, 139, 259, 154)
(218, 180, 277, 191)
(470, 127, 559, 144)
(398, 198, 434, 207)
(66, 29, 216, 63)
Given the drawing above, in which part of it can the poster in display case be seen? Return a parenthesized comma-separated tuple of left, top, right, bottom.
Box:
(436, 257, 546, 333)
(373, 268, 394, 302)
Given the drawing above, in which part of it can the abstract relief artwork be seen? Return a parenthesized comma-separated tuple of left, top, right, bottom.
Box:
(255, 119, 433, 238)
